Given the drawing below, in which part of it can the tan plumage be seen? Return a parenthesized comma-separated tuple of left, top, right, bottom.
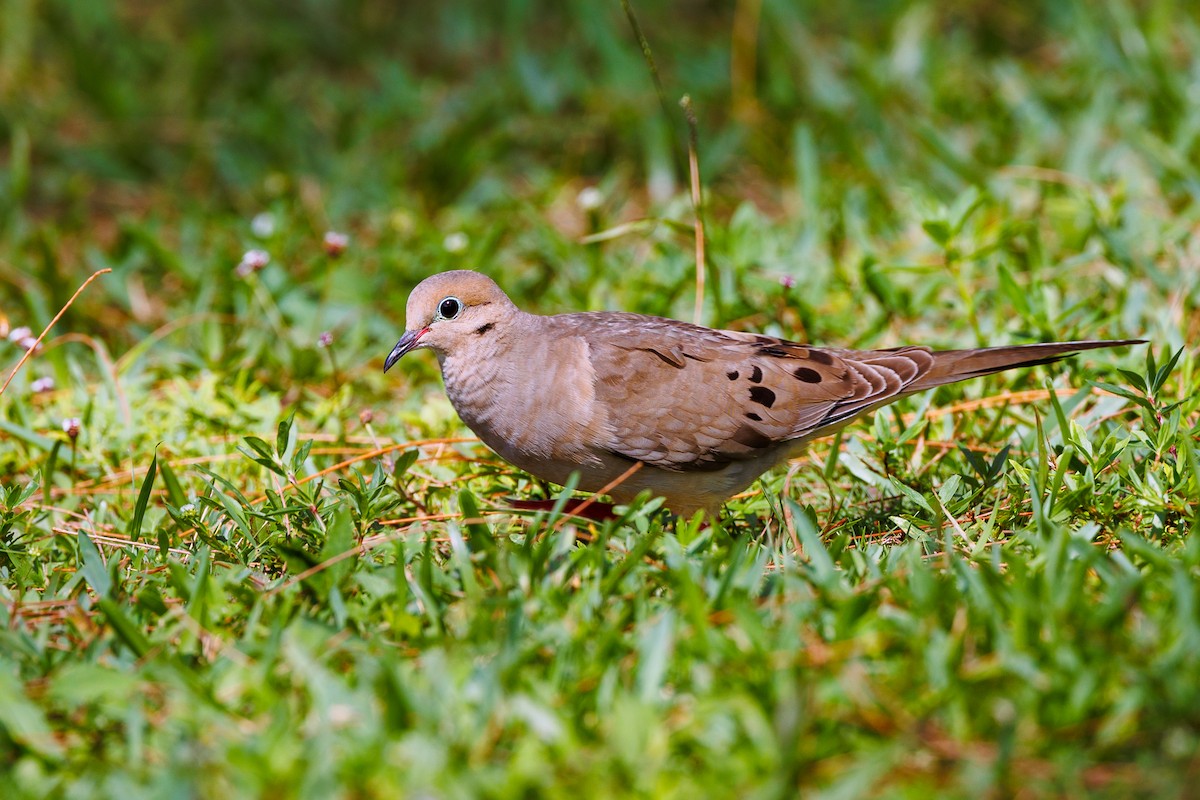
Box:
(384, 270, 1143, 517)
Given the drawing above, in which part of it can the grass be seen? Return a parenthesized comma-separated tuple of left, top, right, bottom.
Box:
(2, 0, 1199, 796)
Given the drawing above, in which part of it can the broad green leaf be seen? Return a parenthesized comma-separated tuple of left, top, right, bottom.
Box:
(77, 530, 112, 598)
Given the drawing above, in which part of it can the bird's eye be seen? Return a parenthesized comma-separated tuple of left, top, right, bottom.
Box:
(437, 297, 462, 320)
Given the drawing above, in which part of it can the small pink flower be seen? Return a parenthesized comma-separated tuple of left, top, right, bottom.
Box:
(318, 331, 333, 348)
(8, 326, 32, 343)
(359, 409, 374, 425)
(323, 231, 349, 257)
(779, 275, 797, 289)
(62, 417, 81, 439)
(31, 376, 55, 393)
(236, 249, 270, 277)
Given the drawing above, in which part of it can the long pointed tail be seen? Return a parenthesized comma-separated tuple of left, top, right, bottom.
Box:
(909, 339, 1146, 392)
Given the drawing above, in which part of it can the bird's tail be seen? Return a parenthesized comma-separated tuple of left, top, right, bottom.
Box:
(908, 339, 1145, 392)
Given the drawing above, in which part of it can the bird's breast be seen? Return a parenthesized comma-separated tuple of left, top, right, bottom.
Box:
(439, 332, 612, 484)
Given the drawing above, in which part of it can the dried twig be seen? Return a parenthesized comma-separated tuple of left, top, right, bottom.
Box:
(0, 268, 112, 396)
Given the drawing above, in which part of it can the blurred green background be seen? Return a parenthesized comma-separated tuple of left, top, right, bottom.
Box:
(5, 0, 1196, 340)
(2, 1, 1198, 797)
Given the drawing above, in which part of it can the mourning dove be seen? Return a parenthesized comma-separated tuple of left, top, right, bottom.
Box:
(384, 270, 1142, 518)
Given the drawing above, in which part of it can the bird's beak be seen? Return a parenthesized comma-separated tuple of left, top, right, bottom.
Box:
(383, 328, 428, 372)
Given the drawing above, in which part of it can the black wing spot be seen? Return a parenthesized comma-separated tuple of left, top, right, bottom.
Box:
(749, 386, 776, 408)
(746, 412, 762, 421)
(809, 350, 835, 365)
(749, 365, 763, 383)
(759, 346, 789, 357)
(794, 367, 822, 383)
(473, 322, 496, 335)
(727, 370, 739, 381)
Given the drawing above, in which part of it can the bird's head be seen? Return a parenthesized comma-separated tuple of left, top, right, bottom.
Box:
(383, 270, 516, 370)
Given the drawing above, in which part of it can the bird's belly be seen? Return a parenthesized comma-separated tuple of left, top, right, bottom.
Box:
(468, 406, 794, 515)
(473, 422, 605, 488)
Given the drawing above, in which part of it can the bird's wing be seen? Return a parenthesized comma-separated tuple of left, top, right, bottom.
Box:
(564, 312, 936, 471)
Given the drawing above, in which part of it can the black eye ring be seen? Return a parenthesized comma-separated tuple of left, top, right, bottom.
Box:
(437, 296, 462, 320)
